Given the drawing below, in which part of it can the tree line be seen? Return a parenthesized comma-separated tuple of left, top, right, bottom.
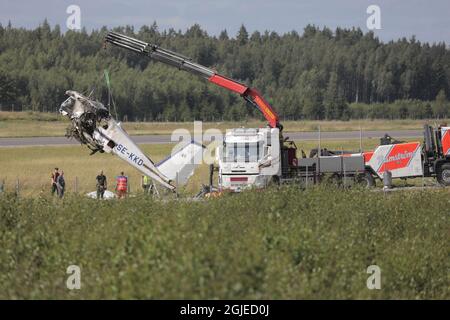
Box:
(0, 20, 449, 121)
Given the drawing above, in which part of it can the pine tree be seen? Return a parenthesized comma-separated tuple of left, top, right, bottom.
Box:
(433, 89, 448, 118)
(324, 72, 339, 119)
(219, 30, 229, 41)
(0, 72, 17, 108)
(237, 25, 249, 45)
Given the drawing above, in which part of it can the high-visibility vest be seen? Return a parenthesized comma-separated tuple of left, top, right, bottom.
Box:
(117, 176, 128, 191)
(143, 175, 150, 186)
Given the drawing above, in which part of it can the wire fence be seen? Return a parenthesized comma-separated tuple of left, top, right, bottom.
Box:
(0, 176, 154, 197)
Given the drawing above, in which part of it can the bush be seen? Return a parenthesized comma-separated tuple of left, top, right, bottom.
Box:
(0, 187, 448, 299)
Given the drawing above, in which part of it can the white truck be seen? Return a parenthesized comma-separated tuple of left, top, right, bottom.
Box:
(217, 127, 281, 191)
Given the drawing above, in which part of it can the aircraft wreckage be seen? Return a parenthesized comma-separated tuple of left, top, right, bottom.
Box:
(59, 90, 204, 191)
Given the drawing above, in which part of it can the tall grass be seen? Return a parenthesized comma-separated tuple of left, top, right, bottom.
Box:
(0, 186, 448, 299)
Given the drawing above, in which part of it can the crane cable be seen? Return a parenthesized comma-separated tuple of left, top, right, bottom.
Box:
(103, 69, 119, 120)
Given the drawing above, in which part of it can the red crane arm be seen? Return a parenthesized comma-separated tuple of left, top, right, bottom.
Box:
(208, 75, 278, 128)
(105, 32, 280, 129)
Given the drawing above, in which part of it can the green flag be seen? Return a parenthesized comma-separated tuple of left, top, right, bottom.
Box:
(104, 70, 111, 89)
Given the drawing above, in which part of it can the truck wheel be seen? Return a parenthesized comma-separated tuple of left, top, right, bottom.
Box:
(356, 172, 376, 188)
(326, 173, 342, 187)
(268, 176, 280, 187)
(437, 163, 450, 186)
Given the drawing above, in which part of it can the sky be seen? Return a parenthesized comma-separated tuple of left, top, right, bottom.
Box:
(1, 0, 449, 44)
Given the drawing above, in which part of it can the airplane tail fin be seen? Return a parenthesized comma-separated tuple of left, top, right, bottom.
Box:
(156, 141, 205, 186)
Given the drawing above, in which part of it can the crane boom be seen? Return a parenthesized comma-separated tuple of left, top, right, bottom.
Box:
(105, 32, 280, 128)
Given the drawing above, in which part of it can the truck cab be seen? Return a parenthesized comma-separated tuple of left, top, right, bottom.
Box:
(217, 127, 281, 192)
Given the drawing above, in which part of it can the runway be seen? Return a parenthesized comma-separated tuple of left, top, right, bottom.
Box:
(0, 130, 423, 147)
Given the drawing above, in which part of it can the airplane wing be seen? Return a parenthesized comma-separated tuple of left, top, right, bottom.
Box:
(156, 141, 205, 186)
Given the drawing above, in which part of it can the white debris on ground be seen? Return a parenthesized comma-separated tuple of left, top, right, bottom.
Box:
(86, 190, 116, 199)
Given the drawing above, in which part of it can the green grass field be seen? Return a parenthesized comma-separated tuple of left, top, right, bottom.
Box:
(0, 187, 448, 299)
(0, 111, 447, 137)
(0, 143, 208, 197)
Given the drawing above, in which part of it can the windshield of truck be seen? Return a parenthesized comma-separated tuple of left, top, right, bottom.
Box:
(223, 142, 263, 163)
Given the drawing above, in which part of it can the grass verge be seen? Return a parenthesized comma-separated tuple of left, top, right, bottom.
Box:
(0, 186, 448, 299)
(1, 111, 447, 138)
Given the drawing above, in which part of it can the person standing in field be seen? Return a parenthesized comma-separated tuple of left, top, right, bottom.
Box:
(96, 170, 107, 199)
(115, 171, 128, 199)
(141, 175, 151, 194)
(51, 167, 60, 196)
(56, 171, 65, 198)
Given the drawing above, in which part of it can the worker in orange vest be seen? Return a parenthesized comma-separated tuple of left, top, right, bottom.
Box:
(115, 171, 128, 199)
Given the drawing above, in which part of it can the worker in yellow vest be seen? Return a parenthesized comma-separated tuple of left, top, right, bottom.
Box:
(142, 175, 151, 194)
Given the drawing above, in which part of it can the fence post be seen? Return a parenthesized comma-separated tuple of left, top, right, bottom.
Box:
(318, 125, 321, 183)
(318, 125, 321, 156)
(175, 172, 179, 198)
(342, 146, 346, 189)
(75, 176, 78, 194)
(15, 177, 19, 196)
(305, 164, 308, 189)
(359, 126, 363, 153)
(422, 158, 425, 189)
(343, 163, 346, 189)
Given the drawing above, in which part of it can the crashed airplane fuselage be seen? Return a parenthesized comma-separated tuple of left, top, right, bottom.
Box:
(59, 90, 203, 191)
